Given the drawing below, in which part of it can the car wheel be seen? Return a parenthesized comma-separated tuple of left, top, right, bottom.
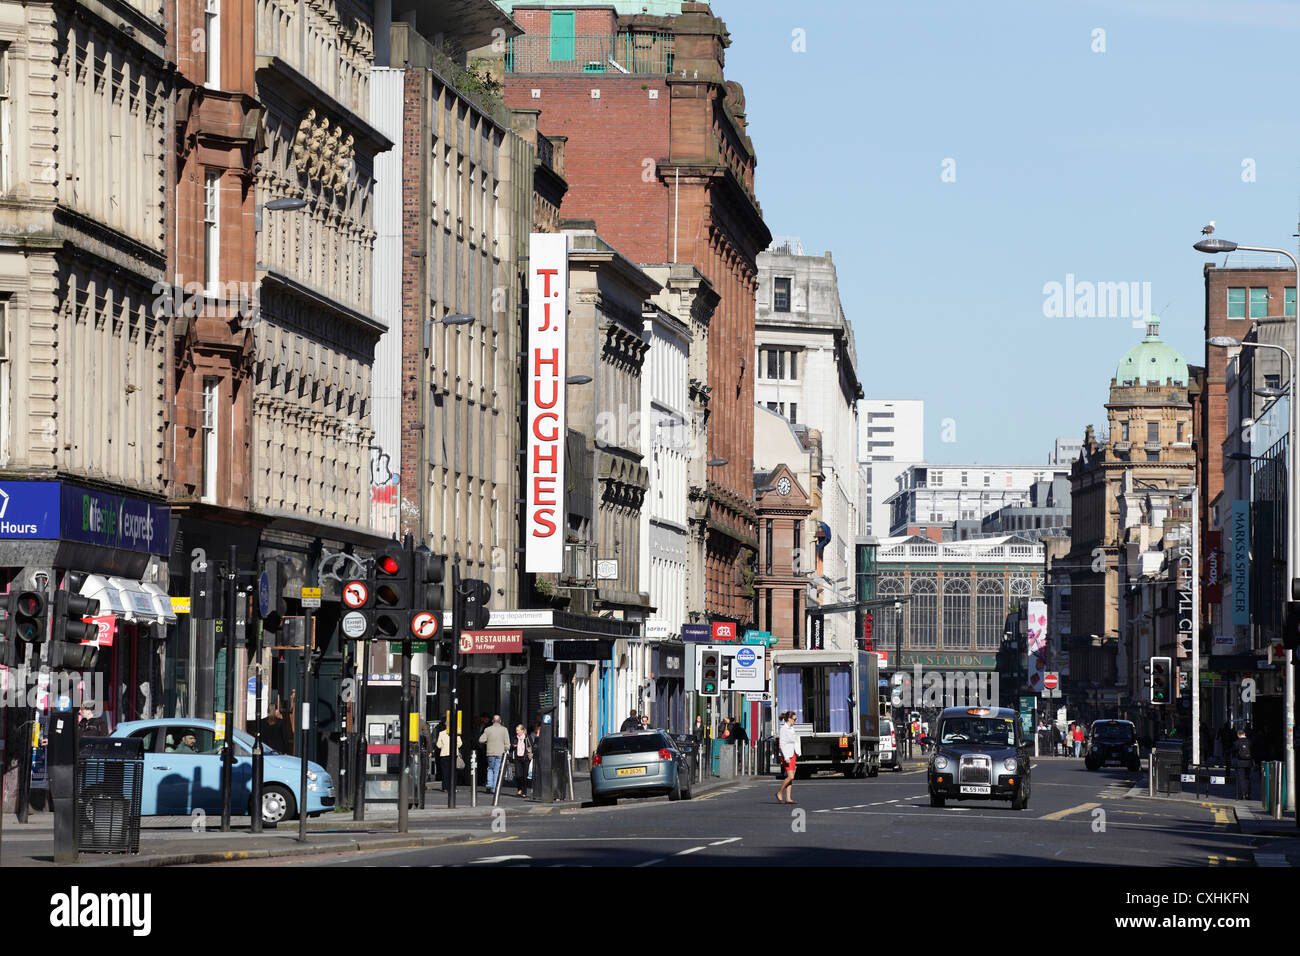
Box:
(1011, 786, 1027, 811)
(1127, 759, 1141, 773)
(258, 784, 296, 824)
(1085, 756, 1099, 771)
(592, 793, 614, 807)
(669, 777, 682, 801)
(929, 791, 946, 808)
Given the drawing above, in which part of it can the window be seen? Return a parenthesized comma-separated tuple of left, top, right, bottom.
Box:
(1176, 421, 1184, 442)
(1265, 373, 1281, 391)
(205, 0, 220, 88)
(788, 350, 798, 380)
(765, 519, 773, 575)
(977, 574, 1003, 650)
(766, 348, 784, 380)
(1287, 287, 1297, 318)
(204, 172, 220, 292)
(792, 520, 803, 573)
(788, 402, 797, 424)
(1227, 287, 1246, 319)
(1121, 421, 1129, 442)
(549, 11, 575, 61)
(202, 377, 219, 502)
(983, 474, 990, 487)
(1250, 287, 1269, 319)
(943, 577, 970, 649)
(933, 472, 943, 487)
(0, 298, 8, 462)
(960, 471, 968, 487)
(910, 577, 937, 649)
(1146, 421, 1158, 442)
(774, 278, 791, 312)
(765, 588, 773, 633)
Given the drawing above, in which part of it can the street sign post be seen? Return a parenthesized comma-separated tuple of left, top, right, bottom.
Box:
(301, 587, 322, 609)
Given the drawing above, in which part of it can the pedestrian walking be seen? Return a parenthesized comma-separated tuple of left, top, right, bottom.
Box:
(620, 710, 640, 733)
(775, 711, 801, 804)
(512, 723, 533, 797)
(640, 714, 652, 731)
(693, 715, 706, 745)
(1230, 729, 1254, 800)
(479, 714, 511, 792)
(1072, 723, 1084, 758)
(436, 722, 463, 792)
(730, 718, 749, 746)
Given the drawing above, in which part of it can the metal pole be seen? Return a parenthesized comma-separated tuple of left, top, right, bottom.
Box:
(251, 649, 263, 833)
(220, 546, 237, 832)
(399, 638, 411, 833)
(297, 605, 312, 843)
(354, 639, 370, 820)
(448, 567, 461, 809)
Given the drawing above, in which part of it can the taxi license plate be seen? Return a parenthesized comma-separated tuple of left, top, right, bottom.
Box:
(960, 785, 991, 795)
(616, 767, 647, 777)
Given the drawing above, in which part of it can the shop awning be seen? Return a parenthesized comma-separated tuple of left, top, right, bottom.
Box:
(80, 574, 177, 623)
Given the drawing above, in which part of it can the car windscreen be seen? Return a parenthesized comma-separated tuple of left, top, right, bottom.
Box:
(1094, 724, 1134, 743)
(937, 717, 1016, 747)
(598, 734, 671, 756)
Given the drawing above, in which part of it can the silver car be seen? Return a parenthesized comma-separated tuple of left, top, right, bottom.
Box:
(590, 731, 691, 805)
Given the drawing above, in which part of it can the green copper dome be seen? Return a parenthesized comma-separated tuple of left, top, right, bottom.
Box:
(1115, 316, 1187, 386)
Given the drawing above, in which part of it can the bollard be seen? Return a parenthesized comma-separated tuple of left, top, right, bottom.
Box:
(470, 750, 478, 809)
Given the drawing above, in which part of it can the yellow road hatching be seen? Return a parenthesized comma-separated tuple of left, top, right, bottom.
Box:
(1037, 801, 1100, 821)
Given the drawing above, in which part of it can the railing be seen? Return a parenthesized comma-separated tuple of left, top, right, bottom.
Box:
(505, 33, 674, 74)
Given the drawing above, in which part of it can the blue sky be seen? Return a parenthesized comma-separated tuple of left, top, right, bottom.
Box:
(714, 0, 1300, 463)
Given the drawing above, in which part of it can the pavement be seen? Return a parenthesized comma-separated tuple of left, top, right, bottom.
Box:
(0, 768, 747, 867)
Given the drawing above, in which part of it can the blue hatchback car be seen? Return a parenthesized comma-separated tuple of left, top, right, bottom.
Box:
(110, 718, 334, 824)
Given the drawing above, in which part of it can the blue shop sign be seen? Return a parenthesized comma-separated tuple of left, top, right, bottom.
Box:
(681, 624, 711, 643)
(0, 481, 169, 555)
(61, 484, 170, 556)
(0, 481, 61, 539)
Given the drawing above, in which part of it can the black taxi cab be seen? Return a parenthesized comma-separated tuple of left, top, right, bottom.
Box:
(926, 706, 1031, 810)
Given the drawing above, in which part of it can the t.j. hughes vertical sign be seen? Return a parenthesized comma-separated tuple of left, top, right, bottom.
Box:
(526, 233, 568, 573)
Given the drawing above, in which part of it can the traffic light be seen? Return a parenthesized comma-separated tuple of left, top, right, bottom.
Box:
(1284, 602, 1300, 650)
(1149, 656, 1171, 704)
(698, 649, 720, 697)
(373, 542, 409, 639)
(191, 560, 225, 619)
(720, 654, 733, 690)
(462, 578, 491, 631)
(412, 547, 445, 612)
(50, 589, 100, 668)
(6, 587, 47, 645)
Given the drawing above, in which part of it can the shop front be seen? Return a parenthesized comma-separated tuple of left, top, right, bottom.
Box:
(0, 479, 172, 778)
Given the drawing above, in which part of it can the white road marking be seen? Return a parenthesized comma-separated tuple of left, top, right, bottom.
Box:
(709, 837, 741, 847)
(675, 845, 707, 856)
(635, 858, 665, 868)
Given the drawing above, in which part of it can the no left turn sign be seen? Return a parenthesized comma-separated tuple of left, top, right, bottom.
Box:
(343, 580, 369, 608)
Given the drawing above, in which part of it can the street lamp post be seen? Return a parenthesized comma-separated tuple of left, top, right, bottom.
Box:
(1205, 316, 1297, 814)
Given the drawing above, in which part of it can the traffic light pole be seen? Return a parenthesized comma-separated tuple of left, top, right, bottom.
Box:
(220, 544, 237, 832)
(298, 601, 312, 843)
(353, 637, 370, 821)
(449, 566, 462, 809)
(399, 637, 411, 833)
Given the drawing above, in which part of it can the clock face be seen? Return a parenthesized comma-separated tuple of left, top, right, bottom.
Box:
(777, 477, 791, 496)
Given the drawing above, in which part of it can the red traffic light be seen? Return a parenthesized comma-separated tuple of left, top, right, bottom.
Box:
(379, 555, 400, 575)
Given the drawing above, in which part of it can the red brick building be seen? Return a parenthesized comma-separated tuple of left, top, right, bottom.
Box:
(494, 1, 770, 630)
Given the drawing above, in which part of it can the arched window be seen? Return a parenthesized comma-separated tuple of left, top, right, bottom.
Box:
(943, 576, 971, 649)
(878, 577, 903, 652)
(976, 578, 1004, 649)
(1010, 576, 1031, 610)
(910, 576, 937, 649)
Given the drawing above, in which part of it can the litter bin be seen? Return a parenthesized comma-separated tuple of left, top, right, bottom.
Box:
(1151, 743, 1182, 795)
(551, 737, 572, 801)
(76, 736, 143, 854)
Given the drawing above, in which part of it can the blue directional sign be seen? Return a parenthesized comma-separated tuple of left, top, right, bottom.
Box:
(259, 571, 271, 618)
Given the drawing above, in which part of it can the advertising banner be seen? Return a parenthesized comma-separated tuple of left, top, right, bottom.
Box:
(458, 630, 525, 655)
(1026, 599, 1048, 693)
(1231, 500, 1250, 627)
(525, 233, 568, 573)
